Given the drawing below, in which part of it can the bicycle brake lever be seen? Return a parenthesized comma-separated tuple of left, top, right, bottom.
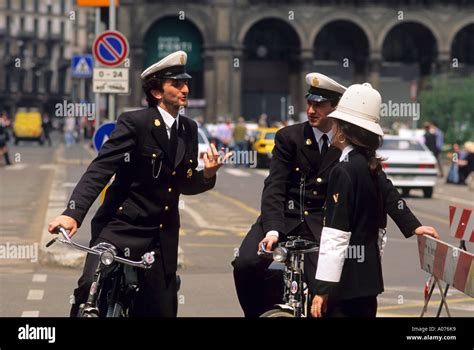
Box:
(45, 237, 57, 248)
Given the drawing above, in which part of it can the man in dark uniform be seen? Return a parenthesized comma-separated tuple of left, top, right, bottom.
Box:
(48, 50, 231, 317)
(232, 73, 439, 317)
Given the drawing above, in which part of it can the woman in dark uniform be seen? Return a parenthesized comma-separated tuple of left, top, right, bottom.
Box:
(311, 83, 438, 317)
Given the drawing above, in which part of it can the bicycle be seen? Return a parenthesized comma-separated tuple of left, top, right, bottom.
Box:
(46, 226, 156, 317)
(258, 236, 319, 317)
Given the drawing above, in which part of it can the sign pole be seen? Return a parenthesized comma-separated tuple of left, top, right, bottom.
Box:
(95, 7, 101, 127)
(108, 0, 116, 121)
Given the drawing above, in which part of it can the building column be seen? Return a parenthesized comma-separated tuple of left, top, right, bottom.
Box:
(299, 49, 313, 121)
(203, 51, 216, 122)
(127, 46, 145, 109)
(436, 51, 451, 77)
(231, 47, 243, 119)
(368, 52, 382, 89)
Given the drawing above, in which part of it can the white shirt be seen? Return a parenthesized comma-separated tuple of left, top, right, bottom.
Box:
(265, 128, 335, 239)
(158, 106, 179, 139)
(339, 145, 354, 162)
(312, 127, 334, 153)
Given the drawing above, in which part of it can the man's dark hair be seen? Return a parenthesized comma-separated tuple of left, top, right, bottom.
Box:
(142, 76, 164, 108)
(337, 119, 384, 173)
(329, 96, 341, 108)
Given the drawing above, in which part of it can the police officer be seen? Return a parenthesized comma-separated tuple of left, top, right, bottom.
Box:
(232, 73, 439, 317)
(311, 83, 439, 317)
(48, 51, 231, 317)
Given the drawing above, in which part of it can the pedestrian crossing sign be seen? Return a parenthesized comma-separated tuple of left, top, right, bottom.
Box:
(71, 54, 93, 78)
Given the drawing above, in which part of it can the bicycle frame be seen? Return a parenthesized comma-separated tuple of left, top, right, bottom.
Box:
(259, 237, 319, 317)
(46, 227, 155, 317)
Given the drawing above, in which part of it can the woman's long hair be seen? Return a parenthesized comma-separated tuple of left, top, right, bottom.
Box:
(336, 119, 384, 173)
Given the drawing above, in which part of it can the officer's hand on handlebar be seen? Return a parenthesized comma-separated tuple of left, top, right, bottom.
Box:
(48, 215, 78, 238)
(258, 235, 278, 253)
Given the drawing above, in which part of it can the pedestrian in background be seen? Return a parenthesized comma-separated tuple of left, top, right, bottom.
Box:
(42, 113, 53, 146)
(0, 111, 12, 165)
(233, 116, 248, 166)
(432, 121, 445, 177)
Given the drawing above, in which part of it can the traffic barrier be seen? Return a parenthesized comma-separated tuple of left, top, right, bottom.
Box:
(418, 205, 473, 317)
(449, 205, 474, 243)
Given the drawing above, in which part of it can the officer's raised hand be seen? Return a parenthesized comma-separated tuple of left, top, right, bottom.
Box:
(203, 143, 233, 179)
(48, 215, 78, 237)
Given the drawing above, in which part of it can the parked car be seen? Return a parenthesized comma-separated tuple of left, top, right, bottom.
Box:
(252, 127, 279, 168)
(13, 111, 44, 145)
(378, 135, 438, 198)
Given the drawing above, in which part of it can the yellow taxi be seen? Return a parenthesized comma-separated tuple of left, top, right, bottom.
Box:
(13, 111, 44, 145)
(252, 127, 279, 168)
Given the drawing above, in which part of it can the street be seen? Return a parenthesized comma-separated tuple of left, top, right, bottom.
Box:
(0, 136, 473, 317)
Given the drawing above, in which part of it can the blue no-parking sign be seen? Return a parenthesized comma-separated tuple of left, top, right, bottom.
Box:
(93, 122, 116, 152)
(93, 30, 129, 67)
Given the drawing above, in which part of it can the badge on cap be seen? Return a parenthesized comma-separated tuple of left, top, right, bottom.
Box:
(312, 77, 320, 87)
(154, 119, 161, 127)
(187, 168, 193, 178)
(306, 138, 312, 146)
(180, 54, 185, 65)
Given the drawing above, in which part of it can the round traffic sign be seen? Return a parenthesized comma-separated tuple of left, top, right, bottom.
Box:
(93, 30, 129, 67)
(93, 121, 116, 152)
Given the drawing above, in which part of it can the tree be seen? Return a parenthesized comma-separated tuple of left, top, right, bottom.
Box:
(419, 75, 474, 144)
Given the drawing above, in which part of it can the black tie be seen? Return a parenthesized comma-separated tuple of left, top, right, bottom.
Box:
(321, 134, 329, 157)
(169, 120, 178, 162)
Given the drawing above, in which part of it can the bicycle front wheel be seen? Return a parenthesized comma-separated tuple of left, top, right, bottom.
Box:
(260, 309, 294, 318)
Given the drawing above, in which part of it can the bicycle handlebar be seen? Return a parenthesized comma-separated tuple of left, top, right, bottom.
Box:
(46, 226, 155, 269)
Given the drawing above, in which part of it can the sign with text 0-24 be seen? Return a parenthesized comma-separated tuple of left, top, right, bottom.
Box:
(93, 68, 129, 94)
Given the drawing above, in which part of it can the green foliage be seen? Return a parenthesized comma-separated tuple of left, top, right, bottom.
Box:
(419, 75, 474, 144)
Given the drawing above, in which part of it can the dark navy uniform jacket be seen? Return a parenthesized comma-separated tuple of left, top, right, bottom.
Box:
(314, 149, 412, 300)
(63, 107, 215, 273)
(260, 122, 421, 242)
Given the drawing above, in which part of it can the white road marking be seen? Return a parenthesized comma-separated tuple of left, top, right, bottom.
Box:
(433, 194, 473, 206)
(27, 289, 44, 300)
(5, 164, 28, 170)
(21, 311, 40, 317)
(62, 182, 77, 187)
(39, 164, 56, 170)
(32, 274, 47, 283)
(224, 169, 251, 177)
(254, 169, 269, 177)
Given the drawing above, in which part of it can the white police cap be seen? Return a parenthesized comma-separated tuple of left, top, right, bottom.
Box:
(305, 73, 346, 102)
(140, 50, 192, 80)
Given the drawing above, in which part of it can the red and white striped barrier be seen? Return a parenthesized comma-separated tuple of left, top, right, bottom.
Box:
(417, 235, 474, 297)
(449, 205, 474, 242)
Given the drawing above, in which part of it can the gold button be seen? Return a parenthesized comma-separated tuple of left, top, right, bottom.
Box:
(152, 153, 156, 158)
(172, 171, 176, 175)
(168, 187, 172, 192)
(304, 210, 309, 216)
(316, 177, 322, 183)
(295, 167, 300, 172)
(159, 224, 163, 229)
(118, 206, 123, 210)
(313, 191, 318, 195)
(165, 206, 169, 211)
(189, 159, 193, 163)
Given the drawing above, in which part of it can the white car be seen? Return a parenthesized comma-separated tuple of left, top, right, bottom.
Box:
(378, 135, 438, 198)
(197, 127, 210, 170)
